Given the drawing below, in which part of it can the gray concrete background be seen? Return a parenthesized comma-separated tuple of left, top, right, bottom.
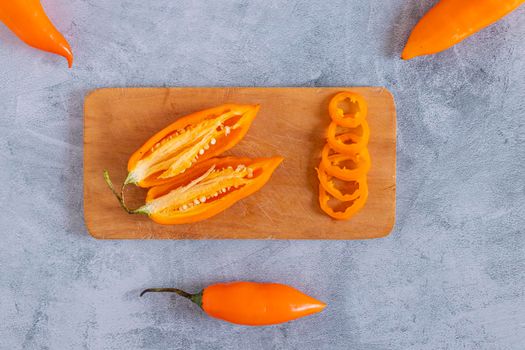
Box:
(0, 0, 524, 349)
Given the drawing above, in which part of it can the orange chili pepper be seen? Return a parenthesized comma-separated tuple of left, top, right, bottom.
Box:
(326, 121, 370, 155)
(104, 156, 283, 224)
(140, 281, 326, 326)
(126, 104, 259, 188)
(0, 0, 73, 67)
(318, 183, 368, 220)
(316, 163, 367, 202)
(402, 0, 525, 60)
(328, 91, 368, 128)
(321, 144, 371, 181)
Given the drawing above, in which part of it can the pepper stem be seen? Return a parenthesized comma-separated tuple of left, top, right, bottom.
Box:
(140, 288, 203, 308)
(103, 170, 148, 215)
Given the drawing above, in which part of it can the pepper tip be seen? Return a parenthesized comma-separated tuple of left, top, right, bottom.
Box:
(65, 52, 73, 68)
(400, 45, 416, 60)
(60, 44, 74, 68)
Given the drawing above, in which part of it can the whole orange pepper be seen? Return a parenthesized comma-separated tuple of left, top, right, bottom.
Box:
(141, 281, 326, 326)
(0, 0, 73, 67)
(402, 0, 525, 60)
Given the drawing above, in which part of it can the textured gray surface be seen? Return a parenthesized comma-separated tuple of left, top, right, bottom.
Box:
(0, 0, 524, 349)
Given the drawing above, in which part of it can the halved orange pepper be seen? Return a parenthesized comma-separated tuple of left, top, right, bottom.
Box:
(126, 104, 259, 188)
(316, 162, 367, 202)
(318, 183, 368, 220)
(321, 144, 371, 181)
(326, 121, 370, 155)
(105, 156, 283, 225)
(328, 92, 368, 128)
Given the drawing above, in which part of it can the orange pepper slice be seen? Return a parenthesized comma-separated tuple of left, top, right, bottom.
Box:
(316, 162, 367, 201)
(134, 156, 283, 225)
(321, 144, 371, 181)
(326, 121, 370, 155)
(318, 183, 368, 220)
(328, 92, 368, 128)
(126, 104, 259, 188)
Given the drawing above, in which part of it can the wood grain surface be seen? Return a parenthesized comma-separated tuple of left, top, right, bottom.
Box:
(84, 87, 396, 239)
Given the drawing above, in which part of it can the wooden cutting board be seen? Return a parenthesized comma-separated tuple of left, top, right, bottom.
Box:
(84, 87, 396, 239)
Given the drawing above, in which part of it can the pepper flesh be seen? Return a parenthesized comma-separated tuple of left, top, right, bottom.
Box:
(402, 0, 525, 60)
(317, 91, 372, 220)
(326, 121, 370, 155)
(138, 156, 283, 225)
(321, 144, 371, 181)
(0, 0, 73, 67)
(328, 91, 368, 128)
(126, 104, 259, 187)
(141, 281, 326, 326)
(316, 163, 367, 202)
(318, 183, 368, 220)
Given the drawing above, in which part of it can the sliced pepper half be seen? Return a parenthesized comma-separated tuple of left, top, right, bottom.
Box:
(126, 104, 259, 188)
(112, 156, 283, 225)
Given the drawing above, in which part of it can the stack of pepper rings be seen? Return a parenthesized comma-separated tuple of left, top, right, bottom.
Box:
(317, 92, 371, 220)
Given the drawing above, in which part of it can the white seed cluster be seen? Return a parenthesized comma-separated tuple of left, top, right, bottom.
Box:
(137, 112, 245, 184)
(150, 128, 188, 153)
(177, 165, 253, 212)
(190, 137, 217, 164)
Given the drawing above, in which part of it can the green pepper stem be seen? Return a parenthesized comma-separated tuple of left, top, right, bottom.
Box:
(103, 170, 148, 215)
(140, 288, 203, 308)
